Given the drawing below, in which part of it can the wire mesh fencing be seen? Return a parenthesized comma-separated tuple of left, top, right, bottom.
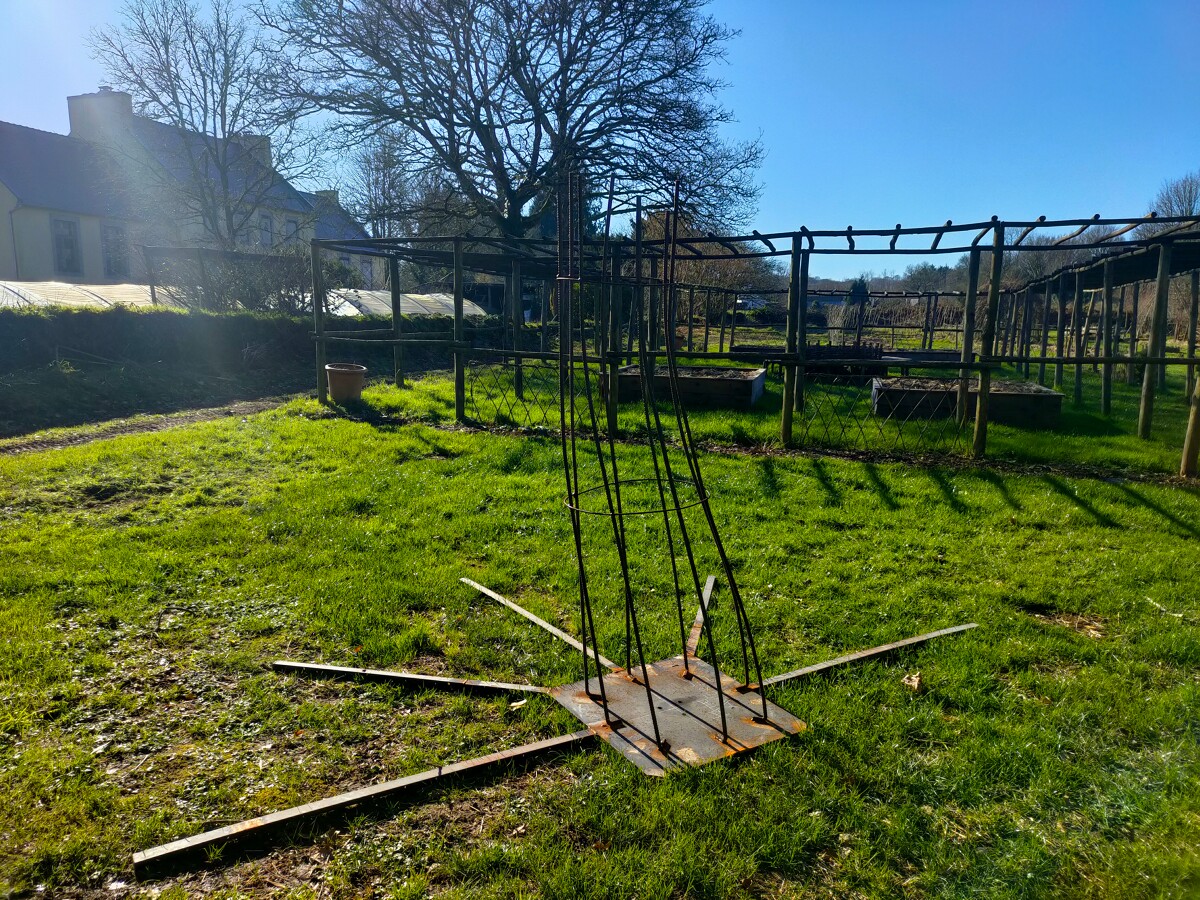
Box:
(464, 351, 975, 456)
(795, 372, 970, 454)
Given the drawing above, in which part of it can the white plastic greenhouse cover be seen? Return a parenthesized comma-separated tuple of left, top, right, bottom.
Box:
(0, 282, 484, 317)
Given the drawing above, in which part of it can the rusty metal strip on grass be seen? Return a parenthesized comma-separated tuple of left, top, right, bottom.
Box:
(762, 623, 979, 688)
(271, 660, 550, 695)
(461, 577, 618, 670)
(132, 729, 595, 878)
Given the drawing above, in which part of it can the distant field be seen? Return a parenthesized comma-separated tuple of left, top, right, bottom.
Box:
(1, 396, 1197, 897)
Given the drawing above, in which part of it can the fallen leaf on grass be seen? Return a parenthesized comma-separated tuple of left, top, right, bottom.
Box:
(902, 672, 922, 692)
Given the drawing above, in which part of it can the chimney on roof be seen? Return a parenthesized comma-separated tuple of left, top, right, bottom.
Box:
(67, 88, 134, 144)
(236, 134, 273, 169)
(315, 189, 340, 207)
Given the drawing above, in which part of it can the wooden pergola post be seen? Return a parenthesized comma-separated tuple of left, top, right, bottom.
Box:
(795, 250, 810, 413)
(1186, 270, 1198, 399)
(702, 288, 712, 351)
(781, 240, 802, 445)
(1021, 289, 1034, 377)
(1183, 366, 1200, 477)
(972, 226, 1004, 458)
(511, 258, 524, 400)
(686, 286, 696, 351)
(1054, 274, 1068, 389)
(1038, 281, 1052, 385)
(1138, 241, 1173, 439)
(1127, 282, 1141, 385)
(389, 258, 404, 388)
(1073, 274, 1086, 406)
(956, 248, 982, 425)
(311, 241, 328, 403)
(1101, 260, 1114, 415)
(453, 237, 466, 423)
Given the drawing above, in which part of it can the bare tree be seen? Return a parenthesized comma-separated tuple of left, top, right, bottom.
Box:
(262, 0, 762, 238)
(1136, 170, 1200, 239)
(91, 0, 320, 250)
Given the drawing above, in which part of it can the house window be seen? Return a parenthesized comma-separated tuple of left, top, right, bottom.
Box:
(259, 214, 274, 248)
(52, 218, 82, 275)
(285, 218, 300, 242)
(101, 224, 129, 279)
(360, 260, 373, 289)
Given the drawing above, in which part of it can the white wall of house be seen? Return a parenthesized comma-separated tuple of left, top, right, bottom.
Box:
(3, 204, 143, 283)
(0, 182, 17, 280)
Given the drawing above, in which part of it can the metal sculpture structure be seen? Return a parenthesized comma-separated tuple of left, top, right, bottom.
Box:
(131, 179, 980, 877)
(548, 172, 801, 773)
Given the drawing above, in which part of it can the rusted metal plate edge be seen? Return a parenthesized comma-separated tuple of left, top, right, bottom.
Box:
(272, 660, 549, 694)
(762, 623, 979, 688)
(132, 729, 594, 878)
(460, 577, 617, 670)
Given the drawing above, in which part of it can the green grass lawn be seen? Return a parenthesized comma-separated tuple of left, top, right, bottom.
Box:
(369, 361, 1195, 475)
(1, 397, 1198, 898)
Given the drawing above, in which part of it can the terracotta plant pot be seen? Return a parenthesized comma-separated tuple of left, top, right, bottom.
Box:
(325, 363, 367, 402)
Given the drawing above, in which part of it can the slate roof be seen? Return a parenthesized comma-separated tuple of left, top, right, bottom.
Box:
(298, 191, 370, 241)
(128, 117, 313, 215)
(0, 121, 131, 218)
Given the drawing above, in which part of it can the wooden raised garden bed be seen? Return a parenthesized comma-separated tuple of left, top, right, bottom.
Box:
(871, 377, 1063, 427)
(607, 365, 767, 410)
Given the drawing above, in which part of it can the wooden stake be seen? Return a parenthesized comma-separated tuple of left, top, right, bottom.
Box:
(512, 258, 524, 400)
(1073, 275, 1086, 406)
(1038, 281, 1052, 385)
(1138, 242, 1173, 439)
(1101, 260, 1114, 415)
(1183, 363, 1200, 477)
(1054, 274, 1067, 389)
(957, 248, 981, 425)
(453, 237, 465, 423)
(1127, 282, 1141, 385)
(973, 227, 1004, 458)
(311, 241, 327, 403)
(390, 258, 404, 388)
(782, 241, 802, 445)
(1187, 270, 1198, 399)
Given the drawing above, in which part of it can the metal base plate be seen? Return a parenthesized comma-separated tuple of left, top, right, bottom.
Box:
(551, 656, 805, 776)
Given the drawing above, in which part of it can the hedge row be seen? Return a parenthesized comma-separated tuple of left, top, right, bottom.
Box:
(0, 306, 500, 375)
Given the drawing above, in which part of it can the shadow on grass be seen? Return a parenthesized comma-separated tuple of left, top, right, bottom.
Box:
(810, 459, 842, 507)
(928, 469, 968, 514)
(1112, 482, 1200, 538)
(1042, 475, 1118, 527)
(756, 457, 783, 499)
(861, 463, 899, 510)
(974, 470, 1023, 512)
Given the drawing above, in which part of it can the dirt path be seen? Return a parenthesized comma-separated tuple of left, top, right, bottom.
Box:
(0, 397, 293, 456)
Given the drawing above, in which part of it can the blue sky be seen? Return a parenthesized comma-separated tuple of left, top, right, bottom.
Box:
(3, 0, 1197, 278)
